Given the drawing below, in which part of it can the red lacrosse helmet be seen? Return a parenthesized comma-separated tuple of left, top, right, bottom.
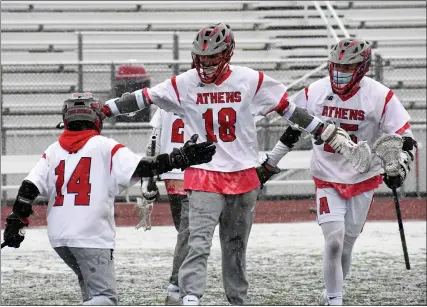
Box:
(191, 23, 235, 84)
(328, 39, 372, 96)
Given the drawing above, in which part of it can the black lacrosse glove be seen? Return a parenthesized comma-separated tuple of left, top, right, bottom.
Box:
(170, 134, 216, 170)
(4, 212, 28, 248)
(382, 149, 413, 190)
(383, 174, 404, 189)
(280, 125, 302, 148)
(256, 159, 281, 188)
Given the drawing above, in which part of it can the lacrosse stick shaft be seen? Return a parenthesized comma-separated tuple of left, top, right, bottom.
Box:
(392, 188, 411, 270)
(148, 135, 157, 185)
(1, 242, 7, 249)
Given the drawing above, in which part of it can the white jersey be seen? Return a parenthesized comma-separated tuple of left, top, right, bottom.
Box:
(292, 76, 410, 184)
(150, 108, 184, 180)
(25, 136, 141, 249)
(143, 66, 289, 172)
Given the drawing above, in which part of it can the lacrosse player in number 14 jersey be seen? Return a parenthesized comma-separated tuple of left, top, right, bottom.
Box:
(103, 23, 370, 305)
(3, 93, 216, 306)
(260, 39, 417, 305)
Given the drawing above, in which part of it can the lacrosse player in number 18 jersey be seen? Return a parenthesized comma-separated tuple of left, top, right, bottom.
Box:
(2, 93, 216, 306)
(103, 23, 370, 305)
(260, 39, 417, 305)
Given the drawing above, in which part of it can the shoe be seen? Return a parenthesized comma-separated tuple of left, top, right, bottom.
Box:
(183, 295, 199, 306)
(318, 289, 328, 305)
(165, 284, 180, 305)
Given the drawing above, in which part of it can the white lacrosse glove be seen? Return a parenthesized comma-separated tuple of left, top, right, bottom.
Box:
(319, 122, 372, 173)
(373, 134, 412, 189)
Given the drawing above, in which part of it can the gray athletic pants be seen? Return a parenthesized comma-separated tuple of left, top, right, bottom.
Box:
(168, 194, 190, 286)
(54, 246, 117, 305)
(178, 188, 259, 305)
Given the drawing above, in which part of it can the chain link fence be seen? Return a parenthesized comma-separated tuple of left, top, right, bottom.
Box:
(1, 56, 426, 156)
(1, 56, 426, 200)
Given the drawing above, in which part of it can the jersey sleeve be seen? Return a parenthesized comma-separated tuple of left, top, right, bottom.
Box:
(108, 141, 142, 195)
(149, 108, 163, 128)
(251, 72, 289, 116)
(380, 90, 411, 134)
(24, 151, 50, 197)
(290, 87, 309, 108)
(145, 75, 185, 117)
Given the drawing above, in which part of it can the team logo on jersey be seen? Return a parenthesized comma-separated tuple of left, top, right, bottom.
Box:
(196, 91, 241, 104)
(326, 95, 334, 100)
(322, 106, 365, 120)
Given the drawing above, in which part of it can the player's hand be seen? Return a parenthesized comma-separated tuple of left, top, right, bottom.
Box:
(382, 151, 411, 189)
(4, 212, 28, 248)
(280, 125, 302, 148)
(170, 134, 216, 170)
(141, 179, 159, 202)
(256, 161, 280, 188)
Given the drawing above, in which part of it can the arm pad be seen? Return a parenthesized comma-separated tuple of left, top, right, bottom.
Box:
(13, 180, 40, 218)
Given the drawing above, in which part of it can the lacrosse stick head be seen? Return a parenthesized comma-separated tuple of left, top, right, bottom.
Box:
(373, 134, 403, 176)
(135, 197, 153, 231)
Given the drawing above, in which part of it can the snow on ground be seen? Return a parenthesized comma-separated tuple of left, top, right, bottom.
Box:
(1, 221, 426, 305)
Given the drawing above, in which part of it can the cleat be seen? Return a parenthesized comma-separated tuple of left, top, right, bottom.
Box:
(318, 289, 328, 305)
(165, 284, 180, 305)
(183, 295, 199, 306)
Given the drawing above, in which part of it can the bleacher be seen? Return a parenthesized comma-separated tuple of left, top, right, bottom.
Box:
(1, 0, 426, 198)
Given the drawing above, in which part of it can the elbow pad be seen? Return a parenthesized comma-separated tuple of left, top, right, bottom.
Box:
(279, 126, 302, 148)
(13, 180, 40, 218)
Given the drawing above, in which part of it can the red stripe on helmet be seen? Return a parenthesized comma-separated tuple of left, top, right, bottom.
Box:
(208, 24, 222, 39)
(199, 26, 208, 51)
(202, 41, 207, 51)
(338, 50, 345, 60)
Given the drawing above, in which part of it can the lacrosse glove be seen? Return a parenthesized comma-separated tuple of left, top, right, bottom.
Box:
(170, 134, 216, 170)
(4, 212, 29, 248)
(256, 160, 280, 188)
(383, 151, 412, 189)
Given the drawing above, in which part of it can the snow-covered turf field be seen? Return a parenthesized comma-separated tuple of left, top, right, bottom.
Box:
(1, 221, 426, 305)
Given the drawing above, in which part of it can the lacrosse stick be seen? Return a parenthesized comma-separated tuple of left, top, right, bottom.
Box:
(373, 134, 410, 270)
(135, 135, 157, 231)
(392, 187, 411, 270)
